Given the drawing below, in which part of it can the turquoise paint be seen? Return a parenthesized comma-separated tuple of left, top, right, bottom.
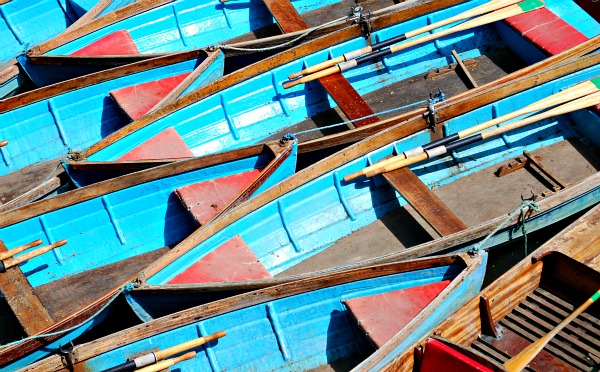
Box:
(148, 63, 600, 285)
(47, 0, 342, 56)
(0, 53, 224, 180)
(78, 257, 483, 372)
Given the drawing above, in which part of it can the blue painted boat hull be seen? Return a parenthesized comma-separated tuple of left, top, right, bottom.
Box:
(0, 139, 297, 368)
(21, 252, 487, 372)
(143, 62, 600, 288)
(0, 49, 224, 207)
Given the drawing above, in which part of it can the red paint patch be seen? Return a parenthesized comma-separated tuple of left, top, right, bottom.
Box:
(420, 338, 496, 372)
(109, 73, 191, 121)
(167, 235, 272, 284)
(71, 30, 140, 56)
(175, 169, 261, 226)
(118, 127, 194, 160)
(505, 8, 588, 56)
(344, 280, 450, 348)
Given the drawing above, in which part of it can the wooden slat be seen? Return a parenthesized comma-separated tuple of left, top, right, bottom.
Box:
(262, 0, 308, 33)
(319, 74, 382, 127)
(0, 240, 53, 335)
(383, 169, 467, 236)
(263, 0, 380, 127)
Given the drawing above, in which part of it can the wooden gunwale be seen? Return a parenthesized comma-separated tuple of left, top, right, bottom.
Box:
(0, 49, 209, 112)
(0, 59, 19, 86)
(20, 253, 477, 371)
(82, 0, 468, 156)
(0, 140, 290, 228)
(32, 0, 174, 55)
(26, 54, 169, 66)
(298, 36, 600, 153)
(138, 49, 600, 280)
(65, 0, 115, 32)
(364, 199, 600, 371)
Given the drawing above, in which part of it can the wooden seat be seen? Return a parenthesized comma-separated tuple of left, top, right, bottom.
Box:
(344, 280, 450, 348)
(109, 73, 191, 121)
(167, 235, 271, 284)
(175, 169, 261, 226)
(71, 30, 140, 56)
(118, 127, 194, 161)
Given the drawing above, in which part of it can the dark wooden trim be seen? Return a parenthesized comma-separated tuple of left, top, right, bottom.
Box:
(147, 50, 221, 116)
(297, 42, 600, 153)
(0, 50, 207, 113)
(22, 254, 474, 371)
(34, 0, 173, 54)
(0, 241, 54, 336)
(27, 54, 169, 66)
(0, 142, 270, 227)
(66, 0, 114, 32)
(383, 168, 467, 237)
(0, 60, 19, 85)
(84, 0, 468, 156)
(0, 175, 63, 214)
(68, 159, 186, 172)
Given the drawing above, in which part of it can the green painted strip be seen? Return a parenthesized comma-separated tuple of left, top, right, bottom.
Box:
(592, 290, 600, 302)
(591, 77, 600, 90)
(518, 0, 545, 12)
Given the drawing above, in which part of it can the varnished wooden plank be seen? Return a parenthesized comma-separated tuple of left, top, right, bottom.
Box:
(0, 240, 53, 336)
(383, 168, 467, 236)
(263, 0, 307, 33)
(319, 73, 382, 127)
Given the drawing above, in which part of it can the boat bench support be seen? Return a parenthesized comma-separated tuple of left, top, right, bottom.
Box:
(0, 240, 54, 335)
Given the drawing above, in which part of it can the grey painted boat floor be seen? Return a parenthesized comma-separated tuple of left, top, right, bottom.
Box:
(269, 47, 526, 144)
(278, 138, 600, 277)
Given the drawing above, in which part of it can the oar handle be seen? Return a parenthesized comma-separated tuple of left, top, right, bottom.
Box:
(288, 56, 346, 79)
(155, 331, 226, 360)
(0, 239, 43, 261)
(136, 352, 196, 372)
(1, 239, 67, 272)
(0, 140, 7, 148)
(284, 65, 341, 88)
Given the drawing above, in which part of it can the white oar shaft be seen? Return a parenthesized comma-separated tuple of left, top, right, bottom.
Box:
(136, 352, 196, 372)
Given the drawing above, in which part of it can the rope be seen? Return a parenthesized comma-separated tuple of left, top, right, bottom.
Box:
(0, 284, 129, 350)
(469, 199, 541, 254)
(293, 93, 444, 136)
(218, 17, 346, 52)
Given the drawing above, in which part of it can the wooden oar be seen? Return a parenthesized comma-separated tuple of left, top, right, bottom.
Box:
(0, 140, 7, 147)
(344, 77, 600, 181)
(103, 331, 226, 372)
(288, 0, 521, 79)
(504, 289, 600, 372)
(360, 90, 600, 177)
(283, 0, 544, 89)
(0, 239, 43, 261)
(0, 239, 67, 273)
(136, 351, 196, 372)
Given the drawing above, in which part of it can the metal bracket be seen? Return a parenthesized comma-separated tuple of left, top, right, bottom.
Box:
(348, 4, 372, 37)
(59, 341, 77, 368)
(67, 149, 86, 162)
(423, 89, 445, 133)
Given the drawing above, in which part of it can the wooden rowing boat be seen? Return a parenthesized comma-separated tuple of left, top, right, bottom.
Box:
(127, 57, 600, 290)
(361, 198, 600, 371)
(0, 0, 135, 98)
(71, 0, 599, 168)
(20, 251, 488, 372)
(0, 49, 223, 211)
(0, 138, 296, 369)
(16, 0, 409, 88)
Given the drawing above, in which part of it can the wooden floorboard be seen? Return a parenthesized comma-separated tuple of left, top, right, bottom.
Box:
(34, 248, 169, 321)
